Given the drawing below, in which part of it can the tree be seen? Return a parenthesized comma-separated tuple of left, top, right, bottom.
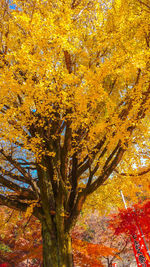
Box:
(109, 200, 150, 242)
(0, 0, 150, 266)
(109, 200, 150, 265)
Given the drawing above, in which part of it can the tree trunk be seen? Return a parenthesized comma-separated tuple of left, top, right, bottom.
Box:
(42, 220, 74, 267)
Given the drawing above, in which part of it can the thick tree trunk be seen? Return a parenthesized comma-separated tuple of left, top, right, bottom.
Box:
(42, 220, 74, 267)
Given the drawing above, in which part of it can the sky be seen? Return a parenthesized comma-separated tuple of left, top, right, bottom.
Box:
(9, 0, 16, 10)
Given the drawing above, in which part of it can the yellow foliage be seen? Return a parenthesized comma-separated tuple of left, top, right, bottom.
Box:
(25, 201, 39, 218)
(0, 0, 149, 245)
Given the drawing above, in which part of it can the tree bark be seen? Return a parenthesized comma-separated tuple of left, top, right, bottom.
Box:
(42, 219, 74, 267)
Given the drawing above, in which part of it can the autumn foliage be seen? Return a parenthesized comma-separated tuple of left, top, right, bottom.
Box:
(0, 207, 123, 267)
(72, 233, 120, 267)
(109, 200, 150, 244)
(0, 0, 150, 265)
(0, 207, 41, 266)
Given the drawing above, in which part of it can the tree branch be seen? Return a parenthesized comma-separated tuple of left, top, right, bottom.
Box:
(137, 0, 150, 10)
(115, 166, 150, 177)
(60, 121, 72, 181)
(0, 167, 32, 184)
(0, 149, 32, 181)
(85, 146, 125, 195)
(0, 194, 28, 212)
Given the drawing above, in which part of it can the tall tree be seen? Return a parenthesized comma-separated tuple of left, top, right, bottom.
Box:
(0, 0, 150, 266)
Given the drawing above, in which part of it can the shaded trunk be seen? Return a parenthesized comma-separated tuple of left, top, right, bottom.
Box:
(42, 220, 74, 267)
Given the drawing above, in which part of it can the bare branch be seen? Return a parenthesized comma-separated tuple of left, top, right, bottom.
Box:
(137, 0, 150, 10)
(0, 174, 37, 200)
(85, 146, 125, 195)
(0, 149, 32, 181)
(115, 166, 150, 177)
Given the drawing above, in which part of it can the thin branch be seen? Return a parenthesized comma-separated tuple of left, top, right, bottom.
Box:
(0, 167, 31, 184)
(0, 174, 37, 200)
(64, 51, 72, 74)
(60, 121, 72, 180)
(86, 146, 125, 195)
(86, 146, 107, 188)
(115, 166, 150, 177)
(137, 0, 150, 9)
(0, 149, 32, 181)
(77, 137, 106, 176)
(0, 194, 42, 219)
(0, 194, 28, 212)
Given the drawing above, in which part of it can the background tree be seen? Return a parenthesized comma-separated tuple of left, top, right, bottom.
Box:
(109, 200, 150, 265)
(0, 0, 150, 266)
(109, 200, 150, 243)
